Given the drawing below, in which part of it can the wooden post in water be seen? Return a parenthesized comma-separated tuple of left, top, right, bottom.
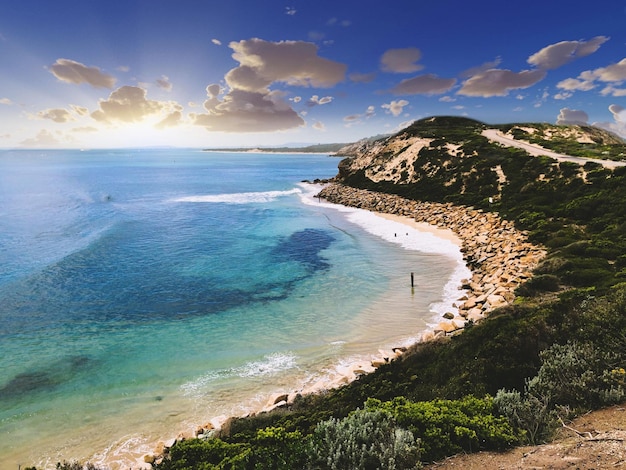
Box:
(410, 272, 414, 288)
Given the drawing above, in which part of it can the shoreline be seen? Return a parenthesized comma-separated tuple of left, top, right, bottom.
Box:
(136, 183, 546, 467)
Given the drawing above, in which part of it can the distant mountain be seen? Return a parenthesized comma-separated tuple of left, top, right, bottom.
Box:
(203, 142, 350, 154)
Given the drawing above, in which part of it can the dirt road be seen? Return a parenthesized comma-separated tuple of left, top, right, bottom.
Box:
(482, 129, 626, 169)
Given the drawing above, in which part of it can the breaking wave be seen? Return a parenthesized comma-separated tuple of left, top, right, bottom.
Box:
(172, 188, 301, 204)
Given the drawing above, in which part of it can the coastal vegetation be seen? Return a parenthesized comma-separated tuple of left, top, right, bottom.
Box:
(34, 117, 626, 468)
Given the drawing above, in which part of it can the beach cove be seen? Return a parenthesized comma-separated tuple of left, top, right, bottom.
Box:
(138, 182, 547, 468)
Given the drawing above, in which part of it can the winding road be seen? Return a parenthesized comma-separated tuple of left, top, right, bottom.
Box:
(482, 129, 626, 169)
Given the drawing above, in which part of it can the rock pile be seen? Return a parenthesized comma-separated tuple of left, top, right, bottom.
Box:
(316, 183, 546, 334)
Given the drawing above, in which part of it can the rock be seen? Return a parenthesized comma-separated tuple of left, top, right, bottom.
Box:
(443, 312, 455, 319)
(144, 454, 156, 464)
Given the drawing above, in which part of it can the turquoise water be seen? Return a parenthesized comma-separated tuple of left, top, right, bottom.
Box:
(0, 149, 466, 469)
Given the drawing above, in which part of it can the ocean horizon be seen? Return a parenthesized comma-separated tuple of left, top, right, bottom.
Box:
(0, 148, 468, 469)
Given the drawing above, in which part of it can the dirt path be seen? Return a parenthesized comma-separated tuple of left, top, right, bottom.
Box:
(425, 402, 626, 469)
(482, 129, 626, 169)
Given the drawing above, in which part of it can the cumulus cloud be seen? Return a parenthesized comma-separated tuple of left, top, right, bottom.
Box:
(382, 99, 409, 116)
(461, 58, 502, 78)
(156, 75, 173, 91)
(71, 105, 89, 116)
(380, 47, 423, 73)
(556, 107, 589, 125)
(91, 86, 182, 124)
(307, 95, 333, 106)
(390, 74, 456, 95)
(226, 39, 346, 92)
(342, 105, 376, 126)
(37, 108, 75, 123)
(155, 110, 183, 129)
(349, 72, 377, 83)
(49, 58, 116, 88)
(592, 105, 626, 139)
(528, 36, 609, 70)
(212, 38, 222, 46)
(192, 87, 304, 132)
(312, 121, 325, 131)
(20, 129, 66, 147)
(193, 38, 346, 133)
(458, 69, 546, 97)
(0, 97, 12, 105)
(556, 58, 626, 97)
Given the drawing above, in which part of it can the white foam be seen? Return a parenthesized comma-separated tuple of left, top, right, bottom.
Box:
(172, 188, 301, 204)
(181, 352, 298, 395)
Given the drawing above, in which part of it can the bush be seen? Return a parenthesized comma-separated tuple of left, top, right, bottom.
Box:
(493, 389, 557, 444)
(365, 396, 519, 462)
(526, 341, 625, 409)
(308, 408, 421, 470)
(154, 438, 251, 470)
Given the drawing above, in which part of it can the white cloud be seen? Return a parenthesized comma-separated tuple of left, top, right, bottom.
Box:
(439, 96, 456, 103)
(307, 95, 333, 106)
(380, 47, 423, 73)
(556, 77, 596, 92)
(556, 107, 589, 125)
(192, 88, 304, 132)
(390, 74, 456, 95)
(527, 36, 609, 70)
(91, 86, 182, 124)
(556, 58, 626, 98)
(461, 58, 502, 78)
(156, 75, 173, 91)
(212, 38, 222, 46)
(343, 105, 376, 126)
(458, 69, 546, 97)
(285, 7, 296, 15)
(37, 108, 75, 123)
(20, 129, 67, 147)
(193, 39, 346, 133)
(155, 110, 183, 129)
(554, 91, 573, 100)
(349, 72, 377, 83)
(312, 121, 325, 131)
(49, 58, 116, 89)
(71, 105, 89, 116)
(601, 85, 626, 97)
(593, 104, 626, 139)
(117, 65, 130, 73)
(382, 99, 409, 116)
(0, 97, 12, 105)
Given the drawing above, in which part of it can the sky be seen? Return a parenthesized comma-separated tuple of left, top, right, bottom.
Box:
(1, 0, 626, 149)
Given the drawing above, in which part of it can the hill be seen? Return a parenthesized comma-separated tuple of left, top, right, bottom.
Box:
(202, 142, 349, 154)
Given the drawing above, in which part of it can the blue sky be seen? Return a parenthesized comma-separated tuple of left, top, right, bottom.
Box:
(1, 0, 626, 148)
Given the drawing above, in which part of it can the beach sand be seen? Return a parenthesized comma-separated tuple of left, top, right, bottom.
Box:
(376, 213, 462, 247)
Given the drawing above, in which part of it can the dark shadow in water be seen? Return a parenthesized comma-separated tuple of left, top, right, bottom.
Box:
(0, 355, 93, 401)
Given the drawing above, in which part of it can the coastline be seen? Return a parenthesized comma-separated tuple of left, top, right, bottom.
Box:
(135, 183, 546, 467)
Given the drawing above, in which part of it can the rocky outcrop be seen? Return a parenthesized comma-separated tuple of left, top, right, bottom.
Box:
(316, 183, 546, 332)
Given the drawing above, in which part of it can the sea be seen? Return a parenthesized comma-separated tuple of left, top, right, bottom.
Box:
(0, 148, 469, 469)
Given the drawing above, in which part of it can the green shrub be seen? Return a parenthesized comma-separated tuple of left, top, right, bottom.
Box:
(526, 341, 625, 409)
(308, 408, 421, 470)
(365, 396, 519, 462)
(493, 389, 557, 444)
(248, 426, 308, 469)
(155, 438, 251, 470)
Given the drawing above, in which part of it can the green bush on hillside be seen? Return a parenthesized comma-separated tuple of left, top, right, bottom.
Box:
(307, 408, 421, 470)
(364, 396, 519, 462)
